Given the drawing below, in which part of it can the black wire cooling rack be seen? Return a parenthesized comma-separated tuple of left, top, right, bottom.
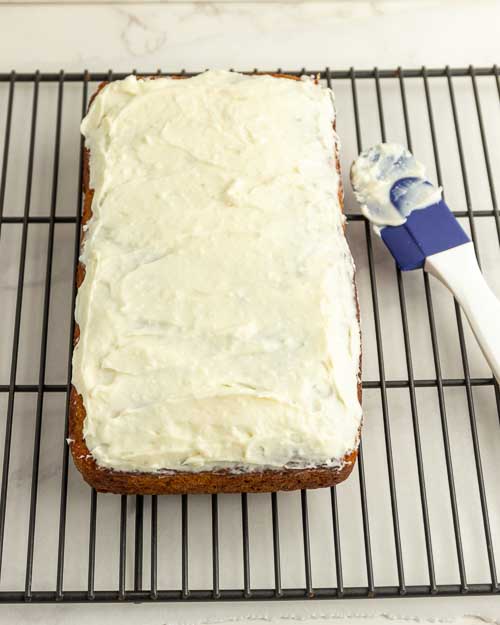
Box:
(0, 66, 499, 603)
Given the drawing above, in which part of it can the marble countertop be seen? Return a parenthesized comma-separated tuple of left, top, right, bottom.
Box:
(2, 0, 500, 72)
(1, 2, 499, 624)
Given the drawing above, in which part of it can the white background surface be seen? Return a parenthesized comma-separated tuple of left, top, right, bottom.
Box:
(2, 1, 500, 72)
(1, 1, 499, 624)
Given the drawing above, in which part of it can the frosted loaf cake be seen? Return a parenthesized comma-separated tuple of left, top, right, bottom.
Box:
(70, 71, 362, 494)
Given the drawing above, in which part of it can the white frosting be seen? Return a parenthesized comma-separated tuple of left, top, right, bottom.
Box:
(351, 143, 442, 227)
(73, 71, 362, 473)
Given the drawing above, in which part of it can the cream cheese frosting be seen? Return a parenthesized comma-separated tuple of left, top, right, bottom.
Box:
(351, 143, 442, 227)
(73, 70, 362, 473)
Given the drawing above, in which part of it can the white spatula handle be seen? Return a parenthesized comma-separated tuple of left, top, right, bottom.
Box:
(425, 242, 500, 382)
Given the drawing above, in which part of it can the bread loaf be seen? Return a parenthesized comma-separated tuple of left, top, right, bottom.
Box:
(69, 71, 362, 494)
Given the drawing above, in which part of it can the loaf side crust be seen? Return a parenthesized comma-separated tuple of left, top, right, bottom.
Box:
(69, 74, 362, 494)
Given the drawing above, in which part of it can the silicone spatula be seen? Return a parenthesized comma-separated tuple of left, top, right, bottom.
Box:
(351, 142, 500, 381)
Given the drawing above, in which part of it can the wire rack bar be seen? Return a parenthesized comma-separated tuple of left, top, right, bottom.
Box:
(300, 490, 313, 597)
(445, 67, 498, 590)
(470, 66, 500, 241)
(271, 493, 282, 597)
(396, 69, 437, 593)
(1, 211, 499, 224)
(0, 72, 15, 240)
(368, 67, 406, 594)
(350, 67, 376, 597)
(241, 494, 251, 597)
(0, 216, 78, 224)
(496, 380, 500, 426)
(422, 67, 468, 591)
(211, 494, 220, 599)
(0, 583, 497, 603)
(24, 69, 64, 600)
(134, 495, 144, 592)
(0, 71, 40, 582)
(330, 487, 343, 598)
(0, 66, 497, 82)
(118, 495, 128, 600)
(56, 70, 89, 599)
(181, 494, 189, 598)
(0, 379, 496, 394)
(150, 495, 158, 600)
(87, 489, 97, 600)
(324, 66, 345, 598)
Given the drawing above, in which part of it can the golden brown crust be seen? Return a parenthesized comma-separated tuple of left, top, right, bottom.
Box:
(69, 74, 362, 495)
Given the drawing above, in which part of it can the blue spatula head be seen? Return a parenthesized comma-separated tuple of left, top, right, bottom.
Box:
(350, 143, 470, 271)
(380, 199, 470, 270)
